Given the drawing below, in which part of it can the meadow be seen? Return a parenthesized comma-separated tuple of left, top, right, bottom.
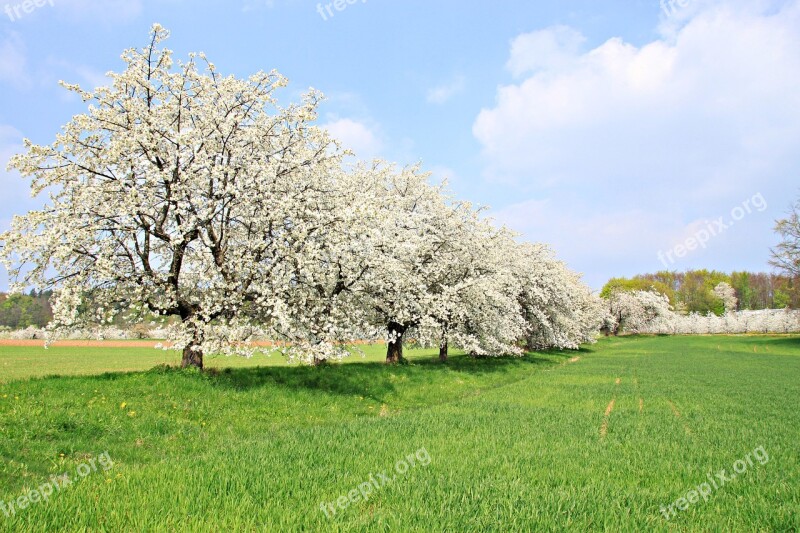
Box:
(0, 336, 798, 531)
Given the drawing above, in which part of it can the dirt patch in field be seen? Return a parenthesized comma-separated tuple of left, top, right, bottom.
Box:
(604, 399, 616, 417)
(600, 398, 616, 439)
(639, 398, 644, 413)
(667, 400, 692, 435)
(615, 377, 621, 385)
(568, 356, 581, 363)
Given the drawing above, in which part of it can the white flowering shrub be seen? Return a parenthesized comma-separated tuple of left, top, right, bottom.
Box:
(7, 326, 47, 340)
(0, 325, 150, 340)
(713, 282, 738, 313)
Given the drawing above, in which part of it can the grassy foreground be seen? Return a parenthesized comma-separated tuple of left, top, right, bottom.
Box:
(0, 343, 410, 384)
(0, 336, 798, 531)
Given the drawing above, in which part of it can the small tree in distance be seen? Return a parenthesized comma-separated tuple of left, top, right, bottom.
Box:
(713, 282, 738, 314)
(771, 198, 800, 278)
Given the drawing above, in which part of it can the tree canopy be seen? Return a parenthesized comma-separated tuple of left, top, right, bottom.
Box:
(0, 25, 603, 368)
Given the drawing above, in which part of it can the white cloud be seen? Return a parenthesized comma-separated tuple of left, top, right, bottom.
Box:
(73, 65, 109, 90)
(45, 58, 110, 91)
(491, 194, 775, 290)
(0, 125, 38, 213)
(476, 2, 800, 189)
(491, 198, 679, 286)
(0, 33, 29, 88)
(474, 0, 800, 283)
(426, 75, 465, 104)
(54, 0, 143, 22)
(506, 25, 585, 78)
(322, 118, 383, 159)
(0, 126, 49, 292)
(428, 165, 459, 187)
(0, 125, 44, 232)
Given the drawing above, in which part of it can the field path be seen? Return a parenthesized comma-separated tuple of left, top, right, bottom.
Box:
(632, 373, 643, 414)
(667, 399, 692, 436)
(600, 377, 621, 439)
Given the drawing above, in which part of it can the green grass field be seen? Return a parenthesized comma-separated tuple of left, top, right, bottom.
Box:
(0, 336, 798, 531)
(0, 343, 413, 384)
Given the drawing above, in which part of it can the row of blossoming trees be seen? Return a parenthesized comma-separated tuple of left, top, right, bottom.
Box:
(0, 26, 606, 368)
(604, 287, 800, 336)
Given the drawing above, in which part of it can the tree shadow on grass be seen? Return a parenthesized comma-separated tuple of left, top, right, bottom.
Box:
(758, 335, 800, 350)
(179, 348, 584, 402)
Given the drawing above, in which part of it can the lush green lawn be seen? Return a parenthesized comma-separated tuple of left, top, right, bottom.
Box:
(0, 335, 798, 531)
(0, 343, 420, 384)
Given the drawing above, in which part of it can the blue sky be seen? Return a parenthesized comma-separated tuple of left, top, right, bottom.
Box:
(1, 0, 799, 290)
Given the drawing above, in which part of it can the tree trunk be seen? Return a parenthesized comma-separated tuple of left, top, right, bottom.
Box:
(439, 340, 448, 362)
(181, 344, 204, 369)
(386, 321, 406, 364)
(525, 337, 535, 352)
(179, 308, 204, 370)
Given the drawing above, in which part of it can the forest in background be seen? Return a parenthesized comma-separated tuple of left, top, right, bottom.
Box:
(0, 290, 53, 329)
(601, 270, 799, 316)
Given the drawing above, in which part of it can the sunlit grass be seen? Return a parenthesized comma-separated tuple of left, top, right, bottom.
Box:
(0, 343, 442, 383)
(0, 335, 798, 531)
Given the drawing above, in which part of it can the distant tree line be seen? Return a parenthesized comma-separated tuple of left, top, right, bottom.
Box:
(601, 270, 798, 316)
(0, 290, 53, 329)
